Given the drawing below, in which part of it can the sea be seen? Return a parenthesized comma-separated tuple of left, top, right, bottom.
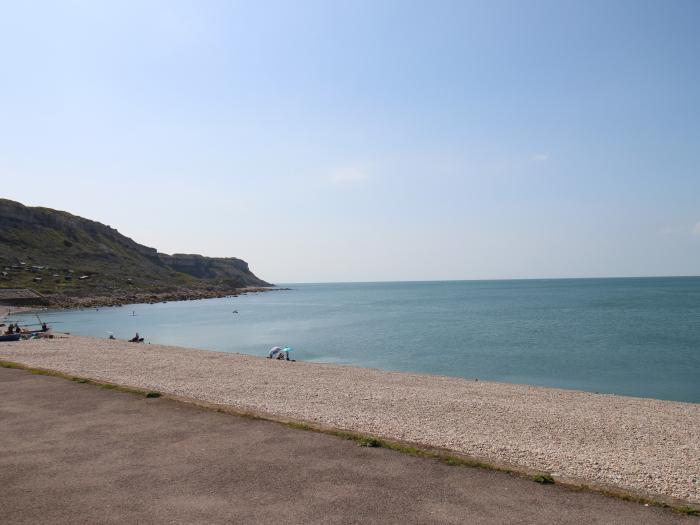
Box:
(17, 277, 700, 403)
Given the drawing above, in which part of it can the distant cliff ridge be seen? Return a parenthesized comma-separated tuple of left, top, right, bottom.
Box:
(0, 198, 271, 306)
(159, 253, 252, 280)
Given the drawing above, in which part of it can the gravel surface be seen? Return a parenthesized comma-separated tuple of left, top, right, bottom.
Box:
(1, 335, 698, 505)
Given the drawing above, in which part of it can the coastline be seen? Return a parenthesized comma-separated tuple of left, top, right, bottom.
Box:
(1, 334, 698, 507)
(1, 286, 283, 311)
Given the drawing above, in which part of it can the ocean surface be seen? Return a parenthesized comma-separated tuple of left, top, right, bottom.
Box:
(17, 277, 700, 403)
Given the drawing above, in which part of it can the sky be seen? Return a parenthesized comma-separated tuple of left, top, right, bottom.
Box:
(1, 0, 699, 283)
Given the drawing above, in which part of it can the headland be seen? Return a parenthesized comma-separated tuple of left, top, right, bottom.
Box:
(0, 198, 273, 309)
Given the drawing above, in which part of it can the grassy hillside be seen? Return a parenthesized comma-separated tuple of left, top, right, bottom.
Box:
(0, 199, 270, 302)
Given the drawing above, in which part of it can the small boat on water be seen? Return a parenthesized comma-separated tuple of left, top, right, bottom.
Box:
(0, 333, 21, 342)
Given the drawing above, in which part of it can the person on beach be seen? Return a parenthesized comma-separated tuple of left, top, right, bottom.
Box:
(268, 346, 283, 359)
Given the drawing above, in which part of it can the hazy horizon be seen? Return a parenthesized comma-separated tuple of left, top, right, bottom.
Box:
(280, 275, 700, 285)
(2, 1, 699, 283)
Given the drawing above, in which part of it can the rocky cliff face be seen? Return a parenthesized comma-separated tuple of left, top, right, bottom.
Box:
(158, 253, 270, 287)
(0, 198, 271, 301)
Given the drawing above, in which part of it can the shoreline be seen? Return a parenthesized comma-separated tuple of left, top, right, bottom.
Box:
(5, 308, 696, 405)
(1, 334, 698, 507)
(0, 285, 286, 311)
(7, 327, 699, 407)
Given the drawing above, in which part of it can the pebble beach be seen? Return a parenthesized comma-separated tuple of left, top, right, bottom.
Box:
(1, 335, 698, 506)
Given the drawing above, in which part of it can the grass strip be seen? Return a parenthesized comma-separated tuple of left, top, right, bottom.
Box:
(1, 360, 161, 399)
(1, 359, 697, 516)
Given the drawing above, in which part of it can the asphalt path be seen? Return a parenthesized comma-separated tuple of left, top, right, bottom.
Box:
(0, 367, 694, 524)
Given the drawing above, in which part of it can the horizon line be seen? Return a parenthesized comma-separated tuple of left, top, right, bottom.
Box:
(274, 274, 700, 286)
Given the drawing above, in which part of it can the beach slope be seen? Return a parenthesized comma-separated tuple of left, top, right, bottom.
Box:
(0, 335, 698, 506)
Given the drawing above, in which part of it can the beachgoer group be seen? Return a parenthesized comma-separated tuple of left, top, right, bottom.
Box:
(267, 346, 294, 361)
(4, 323, 21, 335)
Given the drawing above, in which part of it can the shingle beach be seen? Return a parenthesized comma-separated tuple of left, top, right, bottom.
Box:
(1, 335, 698, 505)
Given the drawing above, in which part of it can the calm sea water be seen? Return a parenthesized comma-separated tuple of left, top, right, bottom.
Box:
(17, 277, 700, 403)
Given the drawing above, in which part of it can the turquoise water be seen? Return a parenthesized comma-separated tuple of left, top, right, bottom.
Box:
(17, 277, 700, 403)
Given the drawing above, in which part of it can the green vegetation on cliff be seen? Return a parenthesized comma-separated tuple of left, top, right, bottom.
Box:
(0, 199, 271, 303)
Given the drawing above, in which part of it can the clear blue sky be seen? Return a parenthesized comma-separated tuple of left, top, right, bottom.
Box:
(1, 0, 698, 283)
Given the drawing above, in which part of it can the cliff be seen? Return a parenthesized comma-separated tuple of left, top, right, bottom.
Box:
(0, 199, 271, 305)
